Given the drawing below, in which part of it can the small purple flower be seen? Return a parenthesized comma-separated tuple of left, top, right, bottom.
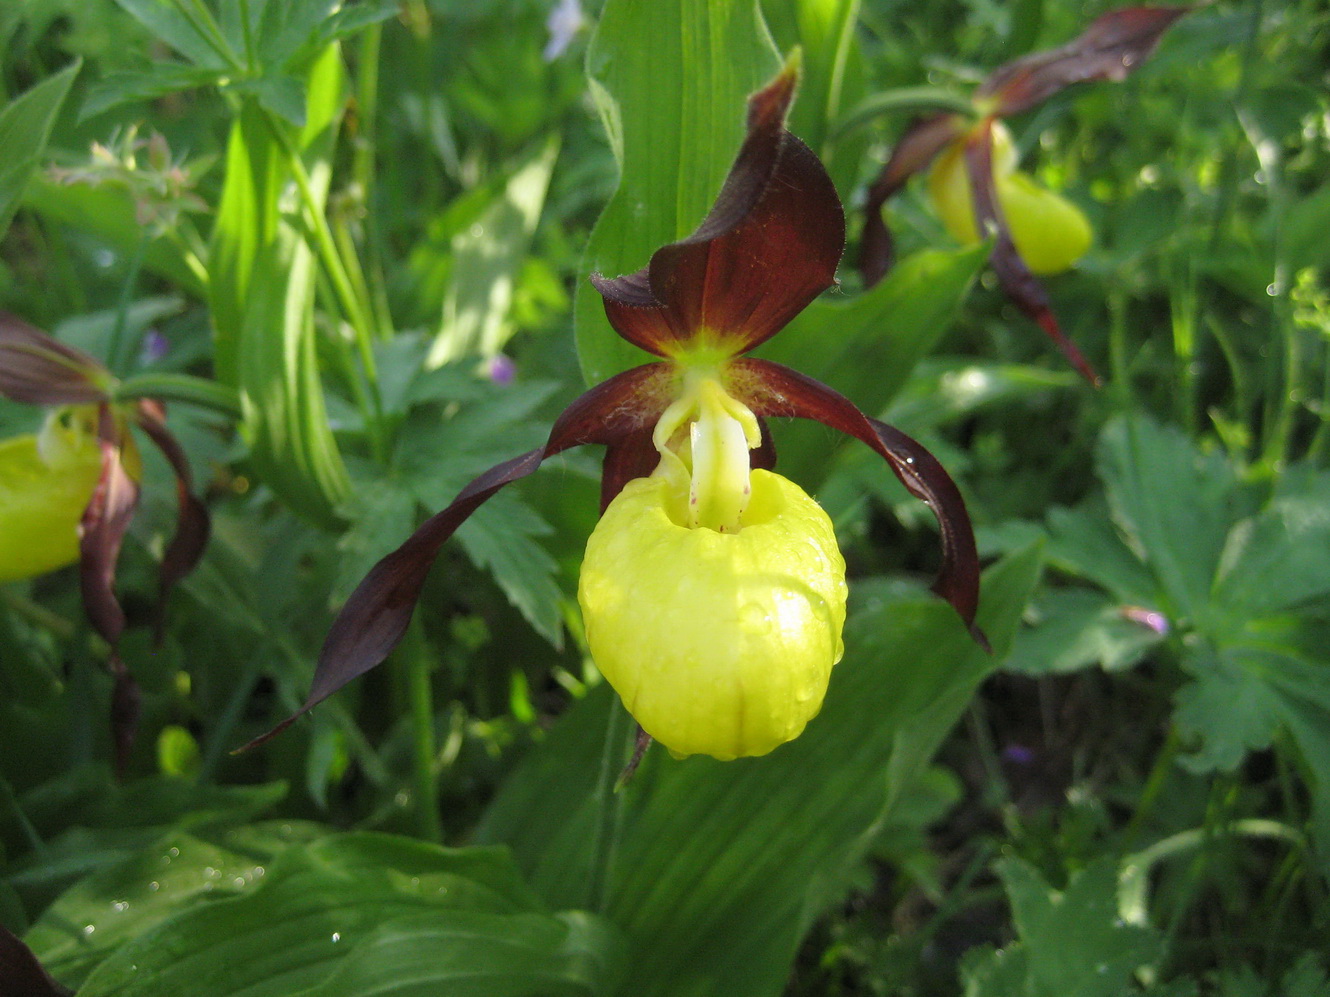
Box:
(1001, 744, 1037, 766)
(139, 328, 170, 365)
(486, 354, 516, 387)
(1120, 605, 1170, 636)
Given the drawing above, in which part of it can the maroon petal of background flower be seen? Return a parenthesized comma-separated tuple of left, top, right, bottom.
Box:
(590, 64, 845, 358)
(979, 5, 1194, 117)
(237, 362, 676, 751)
(962, 122, 1101, 385)
(134, 399, 211, 642)
(78, 406, 140, 650)
(0, 312, 110, 405)
(859, 112, 965, 287)
(0, 925, 73, 997)
(728, 357, 986, 646)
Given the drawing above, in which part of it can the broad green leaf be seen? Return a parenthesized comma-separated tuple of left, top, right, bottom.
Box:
(0, 60, 81, 243)
(1044, 497, 1159, 606)
(73, 833, 624, 997)
(1097, 416, 1243, 627)
(963, 857, 1162, 997)
(884, 358, 1077, 434)
(477, 546, 1042, 997)
(1004, 586, 1164, 675)
(431, 138, 559, 366)
(210, 45, 350, 527)
(573, 0, 781, 384)
(24, 832, 265, 990)
(758, 244, 986, 486)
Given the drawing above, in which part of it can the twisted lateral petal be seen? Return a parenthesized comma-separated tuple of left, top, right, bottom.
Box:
(134, 400, 211, 641)
(591, 64, 844, 358)
(78, 405, 141, 651)
(962, 123, 1101, 385)
(727, 357, 986, 645)
(237, 362, 676, 751)
(979, 5, 1193, 116)
(0, 312, 111, 405)
(860, 112, 965, 287)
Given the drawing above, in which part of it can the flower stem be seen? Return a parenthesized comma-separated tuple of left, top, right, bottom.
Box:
(400, 615, 442, 842)
(113, 372, 242, 419)
(587, 695, 632, 913)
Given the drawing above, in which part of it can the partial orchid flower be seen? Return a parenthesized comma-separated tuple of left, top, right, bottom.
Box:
(243, 63, 985, 762)
(0, 314, 210, 770)
(859, 5, 1192, 384)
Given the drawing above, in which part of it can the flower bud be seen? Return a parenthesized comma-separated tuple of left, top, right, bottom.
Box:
(578, 468, 847, 760)
(927, 122, 1091, 275)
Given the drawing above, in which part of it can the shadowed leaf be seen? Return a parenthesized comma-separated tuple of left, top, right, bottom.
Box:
(0, 925, 72, 997)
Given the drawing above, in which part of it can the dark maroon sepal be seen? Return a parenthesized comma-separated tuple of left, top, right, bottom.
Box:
(591, 64, 845, 358)
(0, 925, 73, 997)
(236, 363, 675, 752)
(134, 400, 211, 642)
(859, 113, 965, 287)
(109, 652, 142, 779)
(962, 124, 1101, 385)
(0, 312, 111, 405)
(79, 406, 140, 650)
(731, 358, 986, 646)
(980, 6, 1193, 117)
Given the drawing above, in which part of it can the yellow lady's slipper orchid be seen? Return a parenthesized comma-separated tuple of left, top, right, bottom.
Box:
(0, 413, 103, 583)
(249, 64, 984, 766)
(927, 123, 1091, 276)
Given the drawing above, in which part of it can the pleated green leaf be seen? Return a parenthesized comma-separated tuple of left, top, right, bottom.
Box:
(572, 0, 781, 384)
(477, 546, 1042, 997)
(73, 834, 624, 997)
(210, 45, 350, 527)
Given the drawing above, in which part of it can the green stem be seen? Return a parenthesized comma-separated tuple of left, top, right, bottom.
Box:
(106, 233, 151, 376)
(113, 372, 242, 419)
(1107, 287, 1134, 416)
(401, 615, 442, 842)
(173, 0, 245, 73)
(587, 696, 632, 913)
(832, 87, 973, 139)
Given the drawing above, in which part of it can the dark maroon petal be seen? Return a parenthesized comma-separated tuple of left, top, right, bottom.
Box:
(0, 312, 110, 405)
(134, 400, 211, 642)
(79, 406, 140, 650)
(590, 64, 845, 358)
(859, 113, 966, 287)
(0, 925, 73, 997)
(962, 125, 1101, 385)
(979, 6, 1193, 116)
(599, 428, 658, 512)
(729, 357, 986, 646)
(236, 362, 676, 752)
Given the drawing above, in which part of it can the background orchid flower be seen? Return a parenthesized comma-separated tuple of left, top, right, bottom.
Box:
(858, 5, 1192, 384)
(0, 313, 210, 769)
(244, 63, 984, 760)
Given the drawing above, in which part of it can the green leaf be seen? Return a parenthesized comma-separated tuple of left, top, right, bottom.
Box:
(456, 491, 565, 649)
(477, 546, 1042, 997)
(79, 63, 222, 119)
(1044, 496, 1160, 606)
(1097, 416, 1242, 627)
(431, 137, 559, 365)
(884, 358, 1077, 434)
(210, 45, 350, 527)
(112, 0, 232, 69)
(963, 857, 1162, 997)
(1213, 465, 1330, 620)
(572, 0, 781, 384)
(0, 59, 81, 243)
(72, 833, 624, 997)
(1004, 586, 1164, 676)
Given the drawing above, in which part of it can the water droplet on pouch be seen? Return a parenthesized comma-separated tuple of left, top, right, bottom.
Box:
(739, 603, 771, 634)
